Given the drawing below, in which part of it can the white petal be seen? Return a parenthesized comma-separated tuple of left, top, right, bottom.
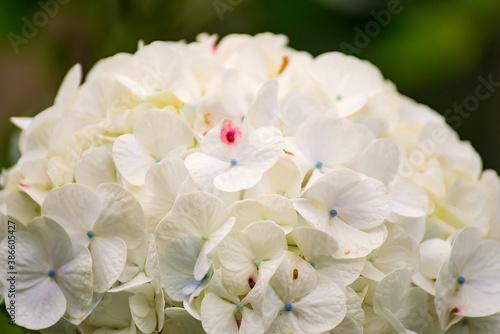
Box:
(312, 52, 384, 117)
(94, 183, 145, 249)
(236, 126, 284, 173)
(292, 226, 338, 257)
(10, 116, 33, 130)
(231, 195, 297, 233)
(327, 171, 391, 230)
(295, 117, 374, 167)
(146, 158, 188, 199)
(391, 181, 430, 218)
(373, 268, 412, 316)
(271, 251, 317, 302)
(294, 277, 347, 333)
(42, 184, 101, 238)
(15, 278, 66, 330)
(200, 293, 239, 334)
(293, 198, 331, 231)
(90, 236, 127, 293)
(185, 152, 230, 191)
(57, 244, 93, 319)
(213, 165, 266, 193)
(157, 191, 231, 240)
(356, 138, 402, 185)
(75, 146, 117, 189)
(329, 220, 387, 259)
(133, 108, 193, 159)
(239, 307, 266, 334)
(113, 134, 155, 186)
(110, 272, 152, 292)
(369, 224, 420, 277)
(419, 238, 451, 279)
(303, 169, 391, 230)
(244, 79, 280, 129)
(243, 220, 286, 261)
(54, 63, 82, 107)
(5, 191, 39, 225)
(218, 232, 255, 272)
(329, 287, 364, 334)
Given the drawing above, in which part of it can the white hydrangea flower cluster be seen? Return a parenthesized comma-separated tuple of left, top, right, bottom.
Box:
(1, 33, 500, 334)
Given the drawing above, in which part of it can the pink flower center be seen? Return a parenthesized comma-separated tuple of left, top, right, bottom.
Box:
(220, 120, 242, 146)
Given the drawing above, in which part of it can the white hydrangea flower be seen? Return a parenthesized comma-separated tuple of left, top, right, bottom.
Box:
(42, 183, 146, 292)
(263, 251, 347, 333)
(113, 108, 194, 186)
(291, 226, 364, 286)
(439, 170, 500, 236)
(185, 119, 284, 192)
(128, 282, 164, 333)
(230, 194, 297, 233)
(2, 32, 500, 333)
(111, 235, 160, 292)
(156, 191, 235, 280)
(217, 220, 286, 305)
(328, 288, 364, 334)
(445, 312, 500, 334)
(365, 269, 433, 334)
(419, 238, 451, 280)
(294, 168, 392, 258)
(200, 269, 266, 334)
(158, 234, 212, 311)
(362, 224, 420, 282)
(137, 158, 192, 233)
(284, 116, 375, 178)
(0, 218, 93, 329)
(435, 227, 500, 330)
(243, 155, 302, 199)
(310, 52, 385, 118)
(75, 145, 117, 189)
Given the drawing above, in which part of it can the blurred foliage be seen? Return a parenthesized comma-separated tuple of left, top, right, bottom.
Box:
(0, 0, 499, 332)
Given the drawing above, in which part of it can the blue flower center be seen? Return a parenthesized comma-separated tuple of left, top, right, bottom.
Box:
(138, 265, 144, 272)
(369, 256, 376, 263)
(253, 259, 260, 266)
(315, 161, 323, 169)
(457, 276, 466, 285)
(309, 261, 316, 268)
(329, 209, 338, 218)
(87, 230, 95, 238)
(48, 269, 55, 278)
(230, 159, 238, 166)
(236, 302, 243, 310)
(285, 304, 293, 312)
(202, 234, 208, 241)
(156, 159, 161, 163)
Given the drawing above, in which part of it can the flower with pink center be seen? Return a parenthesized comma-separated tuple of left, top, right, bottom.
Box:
(185, 119, 283, 192)
(220, 120, 242, 146)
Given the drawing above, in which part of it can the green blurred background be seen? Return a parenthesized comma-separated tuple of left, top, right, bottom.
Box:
(0, 0, 499, 330)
